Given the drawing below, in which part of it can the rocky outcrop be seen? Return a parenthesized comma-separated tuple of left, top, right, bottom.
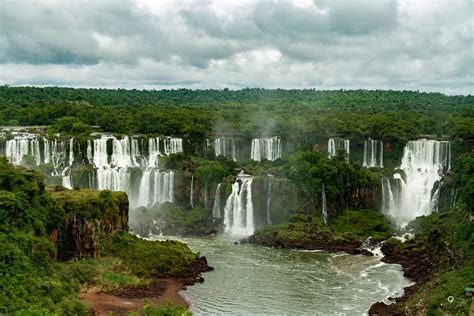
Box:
(248, 231, 370, 255)
(50, 188, 129, 260)
(368, 231, 452, 315)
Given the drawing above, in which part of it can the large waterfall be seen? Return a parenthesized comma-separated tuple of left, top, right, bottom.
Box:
(381, 139, 451, 223)
(363, 139, 383, 168)
(87, 135, 179, 208)
(328, 138, 350, 161)
(5, 132, 75, 188)
(214, 138, 236, 161)
(1, 132, 182, 209)
(251, 137, 282, 161)
(223, 173, 255, 236)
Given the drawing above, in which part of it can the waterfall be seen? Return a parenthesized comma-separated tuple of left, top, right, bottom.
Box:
(148, 137, 161, 167)
(381, 139, 451, 223)
(190, 175, 194, 208)
(163, 137, 183, 155)
(212, 183, 222, 218)
(1, 132, 179, 209)
(5, 132, 41, 165)
(251, 136, 282, 161)
(321, 183, 328, 225)
(87, 134, 178, 208)
(204, 182, 209, 209)
(223, 174, 255, 236)
(214, 138, 237, 161)
(381, 177, 396, 217)
(266, 178, 272, 225)
(153, 170, 174, 204)
(61, 138, 74, 189)
(363, 139, 383, 168)
(137, 170, 152, 207)
(328, 138, 350, 161)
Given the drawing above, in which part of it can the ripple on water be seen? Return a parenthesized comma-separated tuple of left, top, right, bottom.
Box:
(156, 236, 411, 315)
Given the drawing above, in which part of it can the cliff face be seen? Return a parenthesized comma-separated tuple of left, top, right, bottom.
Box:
(51, 188, 129, 260)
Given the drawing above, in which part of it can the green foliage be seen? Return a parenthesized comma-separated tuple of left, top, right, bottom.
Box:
(406, 264, 473, 315)
(51, 189, 128, 224)
(50, 116, 91, 135)
(193, 156, 238, 183)
(0, 159, 196, 314)
(128, 300, 192, 316)
(1, 87, 472, 149)
(279, 151, 378, 217)
(0, 157, 63, 236)
(102, 232, 198, 278)
(330, 209, 394, 240)
(0, 232, 89, 315)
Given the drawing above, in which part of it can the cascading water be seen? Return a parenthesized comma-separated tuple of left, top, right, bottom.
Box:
(223, 173, 255, 236)
(212, 183, 222, 218)
(251, 137, 282, 161)
(266, 178, 272, 225)
(136, 170, 175, 208)
(163, 137, 183, 156)
(363, 139, 383, 168)
(89, 134, 179, 208)
(5, 132, 74, 184)
(328, 138, 350, 161)
(61, 138, 74, 189)
(321, 183, 328, 225)
(214, 138, 236, 161)
(381, 139, 451, 223)
(5, 132, 41, 165)
(190, 175, 194, 208)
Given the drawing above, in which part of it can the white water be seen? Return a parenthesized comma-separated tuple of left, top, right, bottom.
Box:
(212, 183, 222, 218)
(89, 135, 178, 208)
(266, 178, 272, 225)
(381, 139, 451, 223)
(321, 183, 328, 225)
(251, 137, 282, 161)
(152, 236, 412, 315)
(223, 173, 255, 236)
(2, 132, 181, 209)
(61, 138, 74, 189)
(363, 139, 383, 168)
(328, 138, 350, 161)
(5, 132, 76, 186)
(5, 132, 41, 165)
(190, 175, 194, 208)
(214, 138, 236, 161)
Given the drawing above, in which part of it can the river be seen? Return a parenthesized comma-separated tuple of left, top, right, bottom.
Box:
(152, 235, 412, 315)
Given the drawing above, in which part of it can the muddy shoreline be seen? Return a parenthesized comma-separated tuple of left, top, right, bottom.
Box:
(82, 256, 213, 315)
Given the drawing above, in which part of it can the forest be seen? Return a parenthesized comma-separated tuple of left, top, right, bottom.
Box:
(1, 86, 473, 146)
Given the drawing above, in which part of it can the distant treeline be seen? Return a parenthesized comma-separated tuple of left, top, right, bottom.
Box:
(1, 86, 473, 146)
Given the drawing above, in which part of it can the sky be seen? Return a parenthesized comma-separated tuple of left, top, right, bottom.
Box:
(0, 0, 473, 94)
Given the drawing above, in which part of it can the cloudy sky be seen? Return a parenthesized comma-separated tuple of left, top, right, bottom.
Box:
(0, 0, 472, 94)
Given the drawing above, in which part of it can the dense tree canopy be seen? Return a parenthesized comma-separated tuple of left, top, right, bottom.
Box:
(1, 86, 472, 148)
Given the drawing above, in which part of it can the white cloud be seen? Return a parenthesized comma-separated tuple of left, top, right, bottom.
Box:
(0, 0, 472, 94)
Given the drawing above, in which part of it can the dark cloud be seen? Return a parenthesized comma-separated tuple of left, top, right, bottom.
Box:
(0, 0, 472, 94)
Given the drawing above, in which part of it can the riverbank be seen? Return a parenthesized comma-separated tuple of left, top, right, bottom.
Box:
(81, 279, 187, 315)
(159, 235, 412, 315)
(81, 254, 213, 315)
(369, 207, 473, 315)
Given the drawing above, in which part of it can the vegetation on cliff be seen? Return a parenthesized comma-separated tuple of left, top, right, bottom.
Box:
(0, 158, 206, 314)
